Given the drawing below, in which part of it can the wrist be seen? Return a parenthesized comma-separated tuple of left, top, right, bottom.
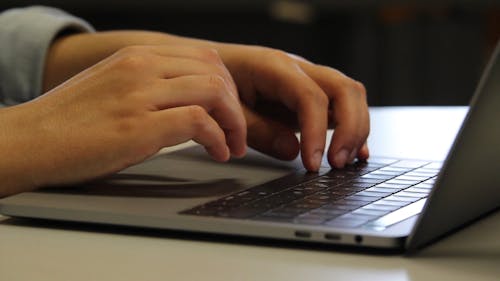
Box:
(0, 104, 46, 197)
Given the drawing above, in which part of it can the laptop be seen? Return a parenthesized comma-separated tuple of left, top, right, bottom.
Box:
(1, 43, 499, 253)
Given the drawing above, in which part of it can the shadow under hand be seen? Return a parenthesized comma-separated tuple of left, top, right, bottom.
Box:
(39, 173, 242, 198)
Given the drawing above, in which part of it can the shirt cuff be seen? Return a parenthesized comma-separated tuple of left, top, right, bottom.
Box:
(0, 6, 95, 106)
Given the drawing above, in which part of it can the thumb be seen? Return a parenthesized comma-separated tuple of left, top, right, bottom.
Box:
(243, 106, 300, 161)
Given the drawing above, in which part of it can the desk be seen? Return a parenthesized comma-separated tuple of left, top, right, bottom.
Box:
(1, 107, 499, 281)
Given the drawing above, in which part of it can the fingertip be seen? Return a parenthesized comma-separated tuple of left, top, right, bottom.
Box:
(358, 143, 370, 160)
(329, 148, 349, 169)
(272, 134, 300, 161)
(231, 144, 247, 159)
(225, 129, 248, 159)
(207, 144, 231, 162)
(299, 148, 322, 172)
(348, 149, 358, 164)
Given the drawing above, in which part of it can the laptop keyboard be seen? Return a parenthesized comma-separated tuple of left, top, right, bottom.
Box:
(181, 159, 440, 229)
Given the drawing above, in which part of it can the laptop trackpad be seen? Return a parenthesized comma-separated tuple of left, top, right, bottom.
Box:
(40, 145, 304, 198)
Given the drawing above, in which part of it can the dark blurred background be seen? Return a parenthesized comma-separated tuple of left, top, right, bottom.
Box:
(2, 0, 499, 106)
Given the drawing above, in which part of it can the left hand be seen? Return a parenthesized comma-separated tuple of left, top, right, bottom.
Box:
(217, 44, 370, 171)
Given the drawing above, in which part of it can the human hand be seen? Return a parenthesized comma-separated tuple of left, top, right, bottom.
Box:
(216, 44, 370, 171)
(42, 31, 369, 173)
(0, 45, 246, 196)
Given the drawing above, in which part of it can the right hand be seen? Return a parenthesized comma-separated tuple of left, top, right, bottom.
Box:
(0, 45, 246, 195)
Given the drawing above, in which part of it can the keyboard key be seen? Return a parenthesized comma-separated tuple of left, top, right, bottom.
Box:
(352, 208, 391, 217)
(395, 175, 428, 181)
(335, 213, 377, 221)
(374, 199, 412, 207)
(316, 190, 351, 199)
(315, 210, 351, 220)
(413, 183, 434, 189)
(323, 172, 358, 181)
(357, 191, 390, 198)
(385, 195, 419, 203)
(391, 160, 429, 168)
(333, 199, 369, 208)
(405, 187, 432, 194)
(337, 185, 368, 192)
(370, 170, 404, 176)
(315, 178, 344, 186)
(351, 178, 386, 184)
(378, 166, 411, 173)
(360, 174, 394, 180)
(364, 199, 427, 229)
(291, 186, 321, 196)
(424, 178, 437, 184)
(364, 187, 398, 194)
(308, 208, 348, 217)
(375, 183, 409, 190)
(304, 195, 336, 203)
(385, 179, 420, 185)
(348, 182, 377, 189)
(405, 171, 436, 178)
(246, 201, 277, 210)
(324, 218, 369, 228)
(366, 157, 399, 165)
(321, 203, 359, 211)
(394, 191, 428, 198)
(423, 162, 443, 169)
(344, 195, 380, 203)
(267, 207, 307, 216)
(416, 167, 440, 173)
(362, 203, 401, 212)
(284, 202, 324, 210)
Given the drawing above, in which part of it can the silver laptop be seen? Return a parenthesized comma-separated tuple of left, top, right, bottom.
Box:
(1, 43, 499, 253)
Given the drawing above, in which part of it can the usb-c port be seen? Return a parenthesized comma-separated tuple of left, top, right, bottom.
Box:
(294, 231, 311, 238)
(324, 233, 341, 240)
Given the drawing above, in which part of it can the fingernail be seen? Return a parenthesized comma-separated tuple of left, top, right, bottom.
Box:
(348, 149, 358, 164)
(273, 135, 298, 160)
(312, 150, 323, 171)
(334, 149, 350, 168)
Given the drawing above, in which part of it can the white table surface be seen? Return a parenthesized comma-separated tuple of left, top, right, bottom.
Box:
(1, 107, 499, 281)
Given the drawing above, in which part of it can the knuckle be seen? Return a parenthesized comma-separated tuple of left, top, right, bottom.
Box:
(355, 81, 368, 98)
(187, 105, 209, 129)
(311, 90, 329, 105)
(196, 47, 222, 63)
(266, 48, 291, 62)
(206, 74, 227, 93)
(338, 78, 366, 99)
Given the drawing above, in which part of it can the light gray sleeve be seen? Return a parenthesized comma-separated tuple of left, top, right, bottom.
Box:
(0, 6, 95, 107)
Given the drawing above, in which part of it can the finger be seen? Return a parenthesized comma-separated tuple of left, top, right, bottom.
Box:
(151, 74, 247, 157)
(358, 142, 370, 161)
(298, 62, 370, 168)
(151, 55, 238, 103)
(243, 106, 299, 161)
(254, 64, 329, 172)
(151, 105, 230, 162)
